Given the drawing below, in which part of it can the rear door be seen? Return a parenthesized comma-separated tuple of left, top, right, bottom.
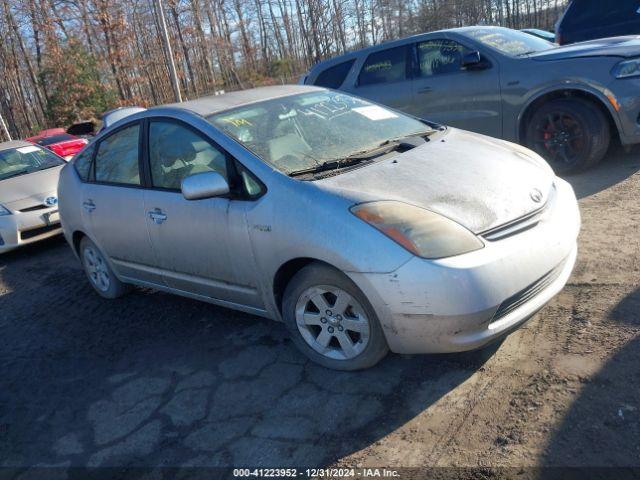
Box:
(142, 118, 263, 308)
(343, 44, 414, 112)
(81, 121, 162, 284)
(408, 38, 502, 137)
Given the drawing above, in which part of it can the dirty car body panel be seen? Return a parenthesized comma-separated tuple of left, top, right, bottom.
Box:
(58, 85, 580, 357)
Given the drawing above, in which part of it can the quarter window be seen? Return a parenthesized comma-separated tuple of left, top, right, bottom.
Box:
(358, 46, 408, 86)
(314, 60, 355, 89)
(73, 144, 96, 181)
(148, 121, 228, 190)
(94, 124, 141, 185)
(417, 40, 466, 77)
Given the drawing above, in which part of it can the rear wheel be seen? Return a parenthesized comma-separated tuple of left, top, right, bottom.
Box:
(282, 263, 389, 370)
(80, 237, 130, 299)
(525, 98, 610, 174)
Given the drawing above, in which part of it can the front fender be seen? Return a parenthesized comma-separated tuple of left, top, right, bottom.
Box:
(514, 81, 621, 142)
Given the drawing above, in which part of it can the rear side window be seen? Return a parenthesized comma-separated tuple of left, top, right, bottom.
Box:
(313, 60, 355, 89)
(358, 46, 408, 86)
(94, 124, 141, 185)
(73, 144, 96, 182)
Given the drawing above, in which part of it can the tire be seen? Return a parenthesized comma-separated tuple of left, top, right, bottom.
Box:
(79, 237, 130, 299)
(525, 98, 610, 174)
(282, 263, 389, 370)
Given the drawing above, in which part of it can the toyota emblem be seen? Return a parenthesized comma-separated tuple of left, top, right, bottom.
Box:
(530, 189, 543, 203)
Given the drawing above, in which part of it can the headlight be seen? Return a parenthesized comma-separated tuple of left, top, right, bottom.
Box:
(0, 205, 11, 216)
(350, 201, 484, 259)
(612, 59, 640, 79)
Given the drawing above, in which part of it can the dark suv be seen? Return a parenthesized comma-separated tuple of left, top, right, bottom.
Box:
(556, 0, 640, 45)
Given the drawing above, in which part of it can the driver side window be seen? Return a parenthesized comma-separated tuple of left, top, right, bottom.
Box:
(148, 120, 228, 190)
(417, 39, 467, 77)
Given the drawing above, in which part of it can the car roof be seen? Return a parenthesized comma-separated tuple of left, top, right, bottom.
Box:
(102, 106, 147, 128)
(306, 25, 507, 75)
(0, 140, 35, 152)
(161, 85, 325, 117)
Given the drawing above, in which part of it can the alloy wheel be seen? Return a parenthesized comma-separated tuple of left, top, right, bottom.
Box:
(533, 111, 586, 168)
(295, 285, 371, 360)
(83, 246, 111, 293)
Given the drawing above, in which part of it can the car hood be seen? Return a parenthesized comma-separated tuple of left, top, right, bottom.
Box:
(530, 36, 640, 61)
(317, 129, 555, 234)
(0, 166, 63, 207)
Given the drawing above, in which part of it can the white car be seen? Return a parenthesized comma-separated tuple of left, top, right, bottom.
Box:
(0, 141, 64, 253)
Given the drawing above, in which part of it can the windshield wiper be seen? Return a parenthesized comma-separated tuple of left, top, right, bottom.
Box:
(517, 50, 539, 57)
(288, 156, 375, 177)
(381, 129, 436, 145)
(288, 130, 435, 178)
(288, 140, 413, 177)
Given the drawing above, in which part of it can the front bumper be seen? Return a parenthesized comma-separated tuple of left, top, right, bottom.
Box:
(349, 178, 581, 354)
(0, 208, 62, 254)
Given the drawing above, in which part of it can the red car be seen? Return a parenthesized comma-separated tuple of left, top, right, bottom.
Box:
(26, 131, 88, 160)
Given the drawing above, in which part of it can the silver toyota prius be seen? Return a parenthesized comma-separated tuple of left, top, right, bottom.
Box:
(0, 140, 64, 253)
(58, 85, 580, 370)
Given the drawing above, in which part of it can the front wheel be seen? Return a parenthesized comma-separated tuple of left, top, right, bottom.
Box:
(282, 263, 389, 370)
(525, 98, 610, 174)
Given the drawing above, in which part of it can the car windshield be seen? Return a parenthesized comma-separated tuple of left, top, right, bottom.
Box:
(0, 145, 65, 181)
(35, 134, 76, 146)
(208, 91, 434, 174)
(466, 27, 555, 56)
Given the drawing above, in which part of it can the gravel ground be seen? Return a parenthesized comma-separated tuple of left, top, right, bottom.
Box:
(1, 149, 639, 477)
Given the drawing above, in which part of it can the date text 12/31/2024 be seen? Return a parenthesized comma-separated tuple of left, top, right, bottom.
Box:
(233, 468, 400, 478)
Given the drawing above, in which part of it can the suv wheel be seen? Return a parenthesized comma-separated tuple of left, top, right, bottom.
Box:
(282, 263, 389, 370)
(525, 98, 610, 174)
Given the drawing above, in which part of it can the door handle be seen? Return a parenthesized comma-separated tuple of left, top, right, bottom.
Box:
(83, 200, 96, 212)
(417, 86, 433, 94)
(148, 208, 167, 224)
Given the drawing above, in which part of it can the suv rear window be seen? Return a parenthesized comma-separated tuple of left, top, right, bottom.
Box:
(313, 60, 355, 89)
(358, 46, 408, 86)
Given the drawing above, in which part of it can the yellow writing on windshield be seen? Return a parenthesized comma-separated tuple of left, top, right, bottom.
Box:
(224, 118, 253, 127)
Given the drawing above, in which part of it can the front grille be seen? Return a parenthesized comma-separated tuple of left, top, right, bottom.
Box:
(19, 204, 48, 213)
(492, 259, 566, 322)
(20, 224, 59, 240)
(481, 184, 556, 242)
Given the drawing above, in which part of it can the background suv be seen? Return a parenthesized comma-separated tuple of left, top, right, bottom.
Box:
(303, 26, 640, 173)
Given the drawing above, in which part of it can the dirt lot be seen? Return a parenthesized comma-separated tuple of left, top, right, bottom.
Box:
(1, 149, 639, 478)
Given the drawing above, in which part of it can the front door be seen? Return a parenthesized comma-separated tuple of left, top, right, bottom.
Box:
(142, 119, 262, 308)
(82, 122, 162, 285)
(409, 38, 502, 137)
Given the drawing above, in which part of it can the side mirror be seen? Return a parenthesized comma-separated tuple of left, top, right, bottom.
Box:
(181, 171, 230, 200)
(462, 51, 485, 69)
